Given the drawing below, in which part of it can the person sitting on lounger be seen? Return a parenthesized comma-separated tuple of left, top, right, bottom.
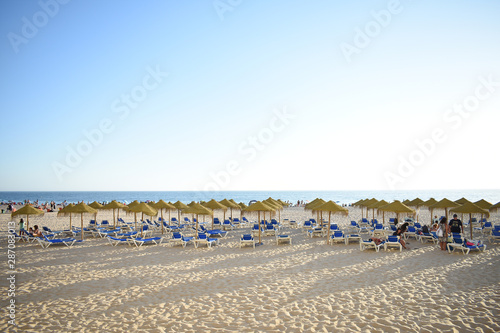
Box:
(393, 223, 409, 249)
(32, 225, 43, 237)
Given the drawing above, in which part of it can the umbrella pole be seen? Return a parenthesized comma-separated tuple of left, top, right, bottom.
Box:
(113, 209, 116, 228)
(70, 213, 72, 230)
(141, 212, 144, 237)
(327, 211, 331, 245)
(161, 209, 164, 234)
(195, 214, 199, 239)
(212, 210, 214, 230)
(168, 210, 171, 227)
(258, 211, 261, 245)
(26, 215, 29, 231)
(469, 213, 473, 239)
(134, 213, 137, 234)
(81, 213, 84, 241)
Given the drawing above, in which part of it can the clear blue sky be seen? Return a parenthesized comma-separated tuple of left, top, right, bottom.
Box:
(1, 0, 499, 191)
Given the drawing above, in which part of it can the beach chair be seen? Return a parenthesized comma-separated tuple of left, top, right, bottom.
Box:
(107, 235, 131, 246)
(384, 235, 402, 252)
(276, 234, 291, 245)
(242, 217, 250, 225)
(128, 236, 163, 247)
(42, 226, 68, 237)
(302, 220, 314, 233)
(194, 233, 217, 248)
(289, 220, 298, 228)
(488, 229, 500, 243)
(251, 224, 262, 236)
(264, 224, 277, 236)
(371, 224, 385, 238)
(10, 230, 31, 242)
(481, 221, 494, 234)
(222, 219, 235, 230)
(329, 224, 340, 232)
(419, 231, 438, 244)
(240, 234, 255, 248)
(308, 227, 324, 238)
(232, 218, 241, 227)
(170, 232, 193, 247)
(100, 220, 111, 229)
(329, 231, 346, 245)
(213, 218, 222, 228)
(346, 233, 361, 244)
(360, 239, 384, 252)
(207, 229, 228, 238)
(447, 236, 486, 254)
(404, 226, 418, 240)
(37, 235, 82, 248)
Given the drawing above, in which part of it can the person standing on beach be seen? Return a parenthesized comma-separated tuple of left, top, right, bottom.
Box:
(449, 214, 463, 234)
(19, 218, 26, 235)
(437, 217, 448, 251)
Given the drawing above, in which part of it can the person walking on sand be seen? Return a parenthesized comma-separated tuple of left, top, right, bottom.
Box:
(437, 217, 448, 251)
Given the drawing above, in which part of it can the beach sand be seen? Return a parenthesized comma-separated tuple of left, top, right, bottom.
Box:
(1, 207, 499, 332)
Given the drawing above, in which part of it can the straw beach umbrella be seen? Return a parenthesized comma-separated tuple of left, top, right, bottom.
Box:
(489, 201, 500, 213)
(127, 202, 157, 237)
(57, 203, 75, 229)
(12, 204, 44, 230)
(407, 198, 424, 222)
(219, 199, 239, 221)
(243, 201, 275, 245)
(264, 198, 282, 223)
(455, 197, 471, 205)
(182, 203, 213, 239)
(88, 201, 104, 223)
(378, 201, 415, 224)
(315, 201, 348, 244)
(172, 201, 189, 225)
(67, 202, 97, 240)
(473, 199, 492, 226)
(203, 199, 227, 230)
(450, 202, 489, 239)
(421, 198, 438, 223)
(151, 200, 176, 234)
(103, 200, 127, 228)
(305, 199, 326, 226)
(429, 198, 459, 222)
(367, 200, 388, 224)
(474, 199, 492, 210)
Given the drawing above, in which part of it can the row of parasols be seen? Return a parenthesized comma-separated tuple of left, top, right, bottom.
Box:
(349, 197, 498, 240)
(11, 198, 291, 241)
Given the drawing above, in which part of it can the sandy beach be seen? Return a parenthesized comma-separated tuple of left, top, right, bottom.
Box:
(1, 206, 499, 332)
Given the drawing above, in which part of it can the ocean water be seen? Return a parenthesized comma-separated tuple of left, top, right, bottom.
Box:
(0, 190, 499, 206)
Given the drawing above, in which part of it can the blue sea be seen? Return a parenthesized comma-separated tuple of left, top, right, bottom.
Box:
(0, 190, 499, 206)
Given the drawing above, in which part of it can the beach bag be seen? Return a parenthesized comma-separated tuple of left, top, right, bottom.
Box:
(436, 227, 443, 237)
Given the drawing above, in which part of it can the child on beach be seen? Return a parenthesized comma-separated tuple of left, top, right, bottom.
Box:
(19, 218, 26, 235)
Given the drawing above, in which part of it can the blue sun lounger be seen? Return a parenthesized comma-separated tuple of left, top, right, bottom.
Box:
(37, 235, 82, 248)
(128, 236, 163, 247)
